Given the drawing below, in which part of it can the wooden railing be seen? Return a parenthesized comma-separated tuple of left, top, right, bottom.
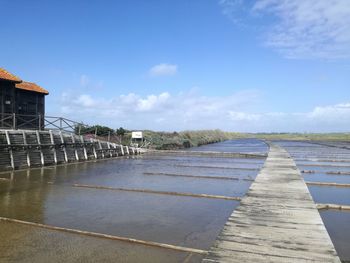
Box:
(0, 113, 92, 132)
(0, 113, 116, 141)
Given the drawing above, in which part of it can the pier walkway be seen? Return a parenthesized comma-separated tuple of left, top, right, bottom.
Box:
(203, 143, 341, 263)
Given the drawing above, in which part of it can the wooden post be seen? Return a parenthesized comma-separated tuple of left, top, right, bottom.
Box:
(113, 143, 118, 156)
(59, 117, 63, 130)
(5, 130, 14, 169)
(12, 113, 16, 130)
(22, 131, 31, 167)
(71, 134, 79, 161)
(107, 142, 112, 158)
(125, 146, 130, 155)
(59, 131, 68, 163)
(38, 114, 42, 131)
(49, 130, 57, 164)
(98, 140, 104, 158)
(81, 135, 88, 160)
(91, 138, 97, 159)
(120, 144, 124, 156)
(36, 130, 45, 166)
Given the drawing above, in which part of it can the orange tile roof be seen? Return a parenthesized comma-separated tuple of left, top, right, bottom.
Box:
(16, 81, 49, 95)
(0, 68, 22, 82)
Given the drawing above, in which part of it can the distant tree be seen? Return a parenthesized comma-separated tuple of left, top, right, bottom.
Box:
(75, 125, 115, 136)
(116, 127, 126, 136)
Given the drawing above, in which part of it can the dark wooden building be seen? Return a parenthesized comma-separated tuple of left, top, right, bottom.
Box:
(0, 68, 49, 129)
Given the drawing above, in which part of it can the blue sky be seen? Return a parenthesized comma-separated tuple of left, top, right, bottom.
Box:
(1, 0, 350, 132)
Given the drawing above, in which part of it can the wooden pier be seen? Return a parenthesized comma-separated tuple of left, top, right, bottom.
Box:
(203, 143, 341, 263)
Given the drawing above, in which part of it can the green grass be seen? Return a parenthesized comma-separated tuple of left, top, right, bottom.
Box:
(123, 130, 246, 149)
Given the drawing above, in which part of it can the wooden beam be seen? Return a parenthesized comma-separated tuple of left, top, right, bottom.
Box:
(316, 203, 350, 211)
(306, 181, 350, 188)
(0, 216, 208, 255)
(174, 164, 259, 171)
(71, 184, 242, 201)
(143, 172, 254, 181)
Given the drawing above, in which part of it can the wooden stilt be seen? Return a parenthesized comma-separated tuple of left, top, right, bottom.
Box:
(59, 131, 68, 163)
(22, 131, 31, 167)
(36, 130, 45, 166)
(91, 138, 97, 159)
(49, 130, 57, 164)
(81, 135, 88, 160)
(71, 134, 79, 161)
(5, 131, 14, 169)
(98, 140, 104, 158)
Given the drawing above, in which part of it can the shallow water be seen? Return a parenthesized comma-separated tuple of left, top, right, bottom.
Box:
(0, 139, 265, 263)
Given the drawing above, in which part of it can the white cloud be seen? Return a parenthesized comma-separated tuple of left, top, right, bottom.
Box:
(137, 92, 170, 111)
(56, 89, 350, 132)
(220, 0, 350, 59)
(149, 63, 178, 77)
(226, 102, 350, 132)
(307, 102, 350, 121)
(75, 94, 96, 107)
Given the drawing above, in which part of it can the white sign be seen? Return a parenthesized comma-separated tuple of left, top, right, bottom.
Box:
(132, 131, 143, 139)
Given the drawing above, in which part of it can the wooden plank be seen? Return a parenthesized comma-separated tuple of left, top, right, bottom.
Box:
(203, 143, 341, 263)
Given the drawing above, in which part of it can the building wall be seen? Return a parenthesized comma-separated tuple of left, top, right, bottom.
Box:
(0, 80, 16, 115)
(15, 89, 45, 116)
(0, 80, 46, 129)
